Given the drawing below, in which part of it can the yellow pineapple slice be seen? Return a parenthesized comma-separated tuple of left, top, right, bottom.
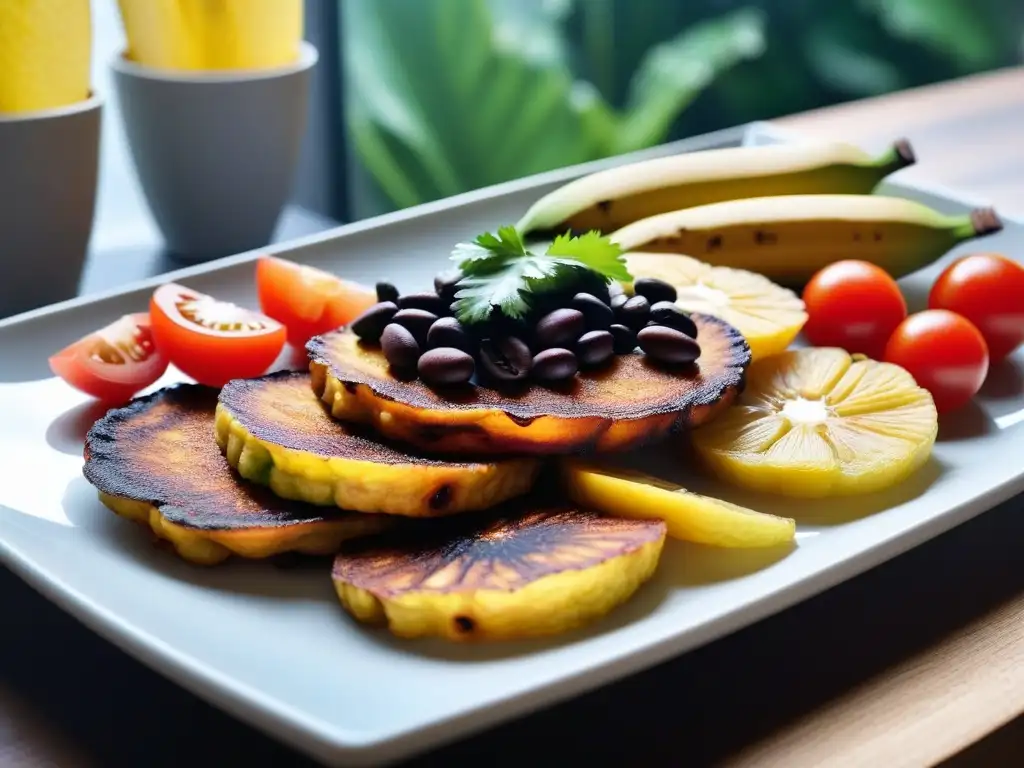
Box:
(625, 252, 807, 360)
(560, 459, 796, 548)
(691, 347, 938, 498)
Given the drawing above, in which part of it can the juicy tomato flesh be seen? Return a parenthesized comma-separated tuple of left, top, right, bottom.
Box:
(883, 309, 989, 414)
(49, 312, 169, 404)
(928, 252, 1024, 363)
(802, 260, 907, 360)
(150, 282, 287, 387)
(255, 255, 377, 347)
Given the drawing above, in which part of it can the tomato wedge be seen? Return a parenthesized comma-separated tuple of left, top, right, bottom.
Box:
(255, 255, 377, 347)
(150, 283, 287, 387)
(49, 313, 169, 404)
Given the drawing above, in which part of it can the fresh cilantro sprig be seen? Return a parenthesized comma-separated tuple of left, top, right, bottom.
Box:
(449, 225, 632, 326)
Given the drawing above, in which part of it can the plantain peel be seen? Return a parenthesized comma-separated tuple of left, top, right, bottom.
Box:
(308, 313, 750, 456)
(332, 505, 667, 642)
(83, 385, 391, 565)
(216, 371, 540, 517)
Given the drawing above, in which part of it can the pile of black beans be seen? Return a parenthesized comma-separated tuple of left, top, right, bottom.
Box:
(347, 271, 702, 388)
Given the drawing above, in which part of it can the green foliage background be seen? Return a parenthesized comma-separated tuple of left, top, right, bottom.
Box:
(343, 0, 1023, 218)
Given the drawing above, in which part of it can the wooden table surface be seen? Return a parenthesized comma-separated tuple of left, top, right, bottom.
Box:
(3, 67, 1024, 768)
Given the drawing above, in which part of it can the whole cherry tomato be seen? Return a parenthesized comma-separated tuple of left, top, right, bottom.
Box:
(928, 252, 1024, 363)
(883, 309, 989, 413)
(802, 260, 907, 360)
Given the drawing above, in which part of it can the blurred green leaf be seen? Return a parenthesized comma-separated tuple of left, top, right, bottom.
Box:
(861, 0, 999, 69)
(615, 8, 767, 154)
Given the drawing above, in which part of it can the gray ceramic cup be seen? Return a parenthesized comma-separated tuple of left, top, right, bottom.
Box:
(0, 95, 101, 318)
(111, 42, 318, 262)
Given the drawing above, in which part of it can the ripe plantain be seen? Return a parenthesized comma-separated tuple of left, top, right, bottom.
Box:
(332, 504, 666, 642)
(610, 194, 1003, 286)
(83, 384, 391, 565)
(307, 313, 750, 456)
(216, 371, 540, 517)
(516, 140, 916, 236)
(561, 459, 795, 548)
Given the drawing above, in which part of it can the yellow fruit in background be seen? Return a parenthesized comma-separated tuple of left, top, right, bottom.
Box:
(0, 0, 91, 113)
(117, 0, 303, 71)
(691, 347, 938, 498)
(561, 459, 796, 549)
(625, 252, 807, 360)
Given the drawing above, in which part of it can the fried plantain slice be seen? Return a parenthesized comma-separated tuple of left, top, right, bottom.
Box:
(83, 384, 391, 565)
(309, 313, 750, 456)
(215, 371, 540, 517)
(332, 504, 667, 642)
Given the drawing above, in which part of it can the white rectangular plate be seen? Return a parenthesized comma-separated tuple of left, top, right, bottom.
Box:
(2, 123, 1023, 767)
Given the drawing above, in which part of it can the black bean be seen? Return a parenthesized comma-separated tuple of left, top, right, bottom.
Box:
(633, 277, 678, 304)
(618, 295, 651, 330)
(349, 301, 398, 343)
(479, 336, 532, 382)
(381, 323, 421, 371)
(649, 301, 699, 339)
(391, 308, 438, 346)
(426, 317, 472, 353)
(535, 308, 586, 349)
(532, 348, 578, 382)
(376, 281, 400, 304)
(398, 292, 448, 315)
(610, 323, 637, 354)
(433, 270, 462, 305)
(418, 347, 475, 386)
(576, 330, 614, 366)
(610, 293, 628, 313)
(571, 292, 614, 331)
(637, 326, 701, 365)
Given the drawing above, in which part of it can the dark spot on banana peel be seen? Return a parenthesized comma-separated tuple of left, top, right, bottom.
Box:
(874, 231, 883, 242)
(430, 484, 452, 511)
(454, 616, 475, 634)
(596, 199, 613, 213)
(754, 230, 777, 245)
(706, 235, 723, 252)
(854, 232, 862, 242)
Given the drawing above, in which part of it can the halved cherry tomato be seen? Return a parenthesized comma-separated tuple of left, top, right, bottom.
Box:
(928, 252, 1024, 363)
(255, 255, 377, 347)
(150, 283, 286, 387)
(802, 260, 907, 360)
(883, 309, 989, 413)
(49, 313, 169, 404)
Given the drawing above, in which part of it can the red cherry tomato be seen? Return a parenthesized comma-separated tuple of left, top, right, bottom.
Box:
(883, 309, 989, 413)
(255, 255, 377, 347)
(49, 313, 169, 404)
(802, 260, 907, 360)
(150, 283, 287, 387)
(928, 252, 1024, 363)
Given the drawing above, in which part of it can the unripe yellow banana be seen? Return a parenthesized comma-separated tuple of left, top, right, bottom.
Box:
(609, 194, 1003, 286)
(516, 140, 916, 236)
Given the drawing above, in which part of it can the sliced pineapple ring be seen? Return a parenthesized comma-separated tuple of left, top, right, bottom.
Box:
(560, 459, 795, 548)
(691, 347, 938, 498)
(624, 252, 807, 360)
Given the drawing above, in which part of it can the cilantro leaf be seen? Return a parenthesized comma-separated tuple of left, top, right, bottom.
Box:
(448, 226, 633, 326)
(546, 230, 632, 281)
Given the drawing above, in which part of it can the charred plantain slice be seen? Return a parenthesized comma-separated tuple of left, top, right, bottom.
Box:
(83, 385, 391, 565)
(215, 371, 540, 517)
(332, 504, 666, 642)
(309, 313, 750, 456)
